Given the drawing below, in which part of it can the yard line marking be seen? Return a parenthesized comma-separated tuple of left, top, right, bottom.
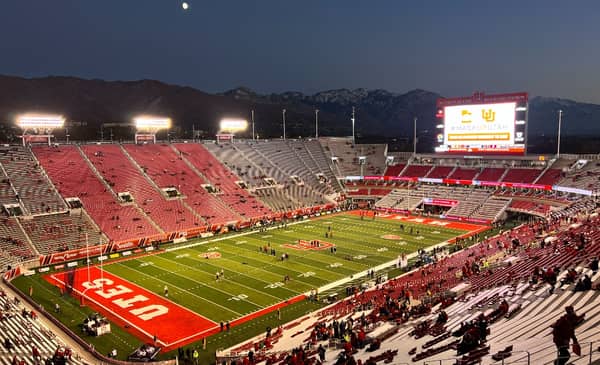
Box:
(154, 253, 285, 302)
(164, 217, 319, 253)
(113, 261, 244, 317)
(239, 235, 366, 276)
(140, 255, 267, 309)
(208, 248, 334, 290)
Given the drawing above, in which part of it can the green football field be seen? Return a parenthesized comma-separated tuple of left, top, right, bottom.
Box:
(11, 211, 485, 361)
(102, 212, 473, 323)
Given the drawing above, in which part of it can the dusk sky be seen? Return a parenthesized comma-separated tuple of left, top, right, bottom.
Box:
(1, 1, 599, 103)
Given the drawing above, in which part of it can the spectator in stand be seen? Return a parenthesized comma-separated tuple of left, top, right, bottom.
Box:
(457, 325, 481, 355)
(590, 257, 599, 274)
(318, 344, 326, 361)
(436, 310, 448, 324)
(582, 275, 592, 291)
(32, 346, 40, 361)
(551, 306, 580, 365)
(574, 274, 592, 292)
(560, 269, 578, 287)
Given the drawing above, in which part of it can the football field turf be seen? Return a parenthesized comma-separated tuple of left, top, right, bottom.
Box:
(43, 211, 485, 350)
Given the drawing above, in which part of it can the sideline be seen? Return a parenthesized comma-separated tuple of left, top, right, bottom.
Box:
(165, 213, 336, 253)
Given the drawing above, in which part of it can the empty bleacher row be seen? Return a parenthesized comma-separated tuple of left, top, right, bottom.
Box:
(0, 146, 66, 215)
(0, 289, 85, 365)
(556, 159, 600, 192)
(82, 144, 204, 232)
(374, 188, 425, 211)
(303, 140, 345, 194)
(383, 160, 565, 186)
(469, 196, 511, 222)
(345, 181, 404, 198)
(204, 141, 338, 211)
(19, 211, 105, 256)
(373, 185, 509, 222)
(123, 143, 243, 224)
(203, 142, 302, 211)
(248, 141, 338, 199)
(319, 138, 387, 177)
(173, 143, 272, 219)
(508, 200, 552, 217)
(33, 145, 160, 242)
(0, 218, 35, 270)
(229, 207, 600, 365)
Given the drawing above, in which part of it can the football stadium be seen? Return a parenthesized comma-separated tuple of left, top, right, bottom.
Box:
(0, 91, 599, 365)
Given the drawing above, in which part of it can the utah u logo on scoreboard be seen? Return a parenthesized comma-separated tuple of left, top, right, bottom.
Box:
(481, 109, 496, 122)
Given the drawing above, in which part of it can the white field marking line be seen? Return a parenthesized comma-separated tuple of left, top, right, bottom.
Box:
(75, 266, 218, 325)
(239, 235, 363, 278)
(297, 219, 449, 249)
(153, 253, 284, 302)
(167, 292, 306, 348)
(202, 238, 339, 279)
(48, 273, 168, 347)
(306, 225, 486, 296)
(165, 219, 313, 253)
(330, 220, 448, 243)
(279, 229, 410, 264)
(180, 251, 302, 295)
(164, 324, 220, 348)
(125, 256, 267, 308)
(199, 230, 356, 278)
(113, 261, 243, 316)
(182, 250, 306, 294)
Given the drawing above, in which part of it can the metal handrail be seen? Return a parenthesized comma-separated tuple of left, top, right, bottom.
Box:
(422, 350, 531, 365)
(420, 340, 600, 365)
(544, 340, 600, 365)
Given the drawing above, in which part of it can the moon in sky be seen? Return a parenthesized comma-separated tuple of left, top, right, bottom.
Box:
(182, 2, 189, 10)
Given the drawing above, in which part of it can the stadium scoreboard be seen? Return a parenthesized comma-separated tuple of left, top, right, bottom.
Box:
(435, 92, 528, 155)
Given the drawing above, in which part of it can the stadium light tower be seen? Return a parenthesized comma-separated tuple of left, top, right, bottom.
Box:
(16, 114, 65, 146)
(217, 118, 248, 144)
(282, 109, 287, 140)
(351, 107, 356, 146)
(251, 109, 256, 140)
(557, 110, 563, 157)
(315, 109, 319, 139)
(413, 117, 418, 156)
(134, 116, 171, 144)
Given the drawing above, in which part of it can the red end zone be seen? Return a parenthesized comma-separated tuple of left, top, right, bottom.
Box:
(45, 266, 217, 350)
(349, 210, 489, 235)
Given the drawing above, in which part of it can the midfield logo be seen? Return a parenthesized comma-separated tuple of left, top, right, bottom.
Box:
(282, 239, 334, 251)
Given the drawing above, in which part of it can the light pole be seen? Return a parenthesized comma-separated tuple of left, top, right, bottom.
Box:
(315, 109, 319, 139)
(282, 109, 286, 140)
(351, 107, 356, 146)
(413, 117, 418, 155)
(557, 110, 563, 157)
(251, 109, 255, 140)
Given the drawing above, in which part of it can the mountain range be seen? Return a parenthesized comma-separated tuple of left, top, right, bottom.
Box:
(0, 74, 599, 153)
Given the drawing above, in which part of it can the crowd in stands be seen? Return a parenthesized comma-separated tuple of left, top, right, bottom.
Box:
(0, 289, 82, 365)
(220, 199, 599, 365)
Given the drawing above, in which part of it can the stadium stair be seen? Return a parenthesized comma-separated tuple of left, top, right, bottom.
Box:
(76, 146, 121, 203)
(170, 144, 250, 220)
(33, 145, 160, 241)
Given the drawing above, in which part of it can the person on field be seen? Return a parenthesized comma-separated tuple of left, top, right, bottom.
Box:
(164, 285, 169, 297)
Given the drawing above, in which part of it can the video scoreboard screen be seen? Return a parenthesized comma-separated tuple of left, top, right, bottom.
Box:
(435, 92, 528, 155)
